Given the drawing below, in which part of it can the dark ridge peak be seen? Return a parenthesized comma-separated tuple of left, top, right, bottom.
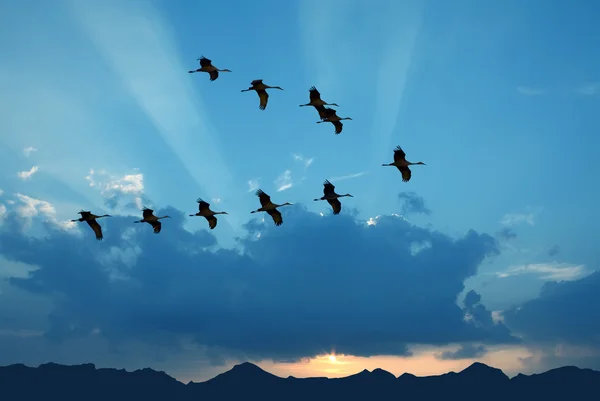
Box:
(206, 361, 280, 384)
(371, 368, 396, 380)
(459, 362, 509, 381)
(230, 361, 273, 376)
(39, 362, 96, 370)
(398, 372, 417, 379)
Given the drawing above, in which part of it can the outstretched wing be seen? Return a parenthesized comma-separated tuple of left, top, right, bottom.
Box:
(197, 198, 210, 212)
(251, 79, 263, 86)
(308, 86, 321, 101)
(398, 165, 411, 182)
(208, 70, 219, 81)
(267, 209, 283, 226)
(321, 107, 337, 120)
(332, 121, 343, 135)
(149, 220, 162, 234)
(142, 207, 154, 219)
(86, 219, 103, 240)
(315, 104, 328, 120)
(205, 215, 217, 230)
(323, 179, 335, 196)
(256, 189, 271, 207)
(393, 146, 406, 163)
(258, 90, 269, 110)
(199, 56, 212, 68)
(327, 198, 342, 215)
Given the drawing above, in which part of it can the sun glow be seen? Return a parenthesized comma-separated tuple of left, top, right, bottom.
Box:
(328, 354, 337, 363)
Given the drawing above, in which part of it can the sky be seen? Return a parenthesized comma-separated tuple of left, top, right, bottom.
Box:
(1, 0, 599, 383)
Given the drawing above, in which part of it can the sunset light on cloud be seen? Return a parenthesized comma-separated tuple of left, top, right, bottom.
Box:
(1, 0, 600, 387)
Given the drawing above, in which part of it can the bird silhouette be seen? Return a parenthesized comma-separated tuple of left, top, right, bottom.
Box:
(189, 198, 228, 230)
(71, 210, 111, 240)
(299, 86, 339, 108)
(250, 189, 292, 226)
(188, 56, 231, 81)
(316, 107, 352, 134)
(134, 207, 171, 234)
(382, 146, 426, 182)
(313, 180, 353, 215)
(241, 79, 283, 110)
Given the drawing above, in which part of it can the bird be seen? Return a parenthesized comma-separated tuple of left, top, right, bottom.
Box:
(299, 86, 339, 108)
(316, 107, 352, 134)
(188, 56, 231, 81)
(134, 207, 171, 233)
(313, 179, 353, 215)
(250, 189, 292, 226)
(382, 145, 426, 182)
(189, 198, 228, 230)
(241, 79, 283, 110)
(71, 210, 111, 241)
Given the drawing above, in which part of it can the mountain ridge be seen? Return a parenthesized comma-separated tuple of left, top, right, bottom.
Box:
(1, 360, 597, 400)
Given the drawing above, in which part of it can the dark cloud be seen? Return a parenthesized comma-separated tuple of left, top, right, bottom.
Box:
(437, 343, 488, 360)
(496, 227, 517, 241)
(503, 272, 600, 346)
(397, 192, 431, 216)
(547, 245, 560, 257)
(0, 203, 517, 363)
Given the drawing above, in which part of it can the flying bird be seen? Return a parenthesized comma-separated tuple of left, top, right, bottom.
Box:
(71, 210, 111, 241)
(188, 56, 231, 81)
(382, 146, 426, 182)
(299, 86, 339, 108)
(250, 189, 292, 226)
(134, 207, 171, 234)
(316, 107, 352, 134)
(189, 198, 228, 230)
(313, 179, 353, 215)
(241, 79, 283, 110)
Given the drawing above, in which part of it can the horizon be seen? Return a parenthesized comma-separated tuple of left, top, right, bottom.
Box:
(1, 0, 599, 385)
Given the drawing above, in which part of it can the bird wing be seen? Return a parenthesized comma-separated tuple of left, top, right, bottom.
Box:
(327, 198, 342, 215)
(315, 105, 328, 120)
(398, 166, 411, 182)
(150, 220, 162, 233)
(199, 56, 211, 67)
(308, 86, 321, 101)
(393, 146, 406, 163)
(86, 219, 103, 240)
(258, 90, 269, 110)
(197, 199, 210, 212)
(322, 107, 337, 120)
(208, 70, 219, 81)
(142, 208, 154, 219)
(267, 209, 283, 226)
(205, 215, 217, 230)
(323, 179, 335, 195)
(256, 189, 271, 207)
(332, 121, 343, 135)
(251, 79, 263, 86)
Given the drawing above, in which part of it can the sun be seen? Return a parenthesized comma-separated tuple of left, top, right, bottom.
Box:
(328, 354, 337, 363)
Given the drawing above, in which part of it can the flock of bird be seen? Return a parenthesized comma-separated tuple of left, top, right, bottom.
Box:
(72, 56, 427, 241)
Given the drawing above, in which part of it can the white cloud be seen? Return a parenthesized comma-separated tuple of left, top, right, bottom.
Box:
(500, 212, 535, 226)
(211, 198, 222, 204)
(496, 262, 590, 282)
(292, 154, 314, 168)
(23, 146, 37, 157)
(85, 168, 145, 210)
(17, 166, 39, 180)
(12, 193, 77, 231)
(517, 86, 545, 96)
(0, 189, 3, 196)
(0, 204, 6, 219)
(275, 170, 293, 192)
(247, 178, 260, 193)
(576, 83, 599, 95)
(330, 172, 368, 182)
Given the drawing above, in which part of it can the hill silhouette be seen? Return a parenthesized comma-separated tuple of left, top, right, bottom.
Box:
(0, 360, 597, 400)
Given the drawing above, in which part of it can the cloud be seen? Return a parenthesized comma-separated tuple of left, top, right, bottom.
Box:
(437, 343, 488, 360)
(275, 170, 293, 192)
(5, 194, 77, 232)
(247, 179, 260, 193)
(0, 200, 516, 363)
(500, 212, 536, 227)
(576, 83, 599, 95)
(503, 271, 600, 348)
(85, 168, 147, 210)
(0, 189, 4, 196)
(398, 192, 431, 216)
(547, 245, 560, 257)
(496, 263, 590, 282)
(23, 147, 37, 157)
(329, 172, 368, 182)
(517, 86, 545, 96)
(496, 227, 517, 241)
(17, 166, 40, 180)
(292, 154, 314, 168)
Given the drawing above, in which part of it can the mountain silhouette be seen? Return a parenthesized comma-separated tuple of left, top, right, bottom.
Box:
(1, 360, 597, 400)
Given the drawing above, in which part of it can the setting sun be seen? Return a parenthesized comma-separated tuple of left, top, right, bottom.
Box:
(328, 355, 337, 363)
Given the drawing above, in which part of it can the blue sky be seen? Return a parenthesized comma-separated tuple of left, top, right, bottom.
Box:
(1, 0, 599, 382)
